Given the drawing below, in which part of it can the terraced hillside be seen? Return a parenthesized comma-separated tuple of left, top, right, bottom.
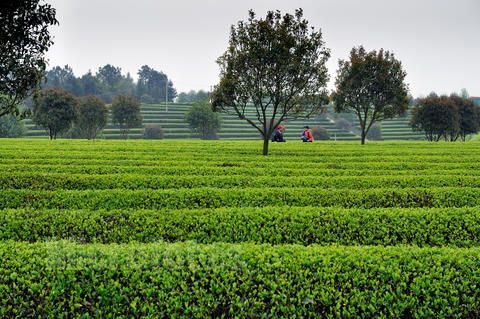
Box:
(22, 103, 423, 141)
(0, 139, 479, 317)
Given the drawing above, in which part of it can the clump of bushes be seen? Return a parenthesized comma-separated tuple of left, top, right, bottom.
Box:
(311, 126, 330, 140)
(143, 124, 164, 139)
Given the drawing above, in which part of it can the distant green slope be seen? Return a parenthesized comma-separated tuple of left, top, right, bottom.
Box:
(22, 103, 423, 141)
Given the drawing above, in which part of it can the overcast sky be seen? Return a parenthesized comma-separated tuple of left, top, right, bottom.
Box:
(46, 0, 479, 97)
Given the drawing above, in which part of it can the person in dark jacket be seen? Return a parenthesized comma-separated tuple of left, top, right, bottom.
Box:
(272, 125, 286, 142)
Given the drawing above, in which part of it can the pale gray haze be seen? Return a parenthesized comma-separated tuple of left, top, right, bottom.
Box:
(46, 0, 479, 97)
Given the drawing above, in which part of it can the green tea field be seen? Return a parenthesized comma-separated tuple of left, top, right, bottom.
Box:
(1, 139, 480, 318)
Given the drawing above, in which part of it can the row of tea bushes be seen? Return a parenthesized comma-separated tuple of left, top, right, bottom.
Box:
(1, 241, 479, 318)
(1, 207, 480, 246)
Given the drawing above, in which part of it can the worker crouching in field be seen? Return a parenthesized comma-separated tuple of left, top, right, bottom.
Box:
(272, 125, 286, 142)
(301, 126, 314, 142)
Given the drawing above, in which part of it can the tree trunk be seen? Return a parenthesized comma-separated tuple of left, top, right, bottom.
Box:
(360, 130, 366, 145)
(263, 138, 269, 156)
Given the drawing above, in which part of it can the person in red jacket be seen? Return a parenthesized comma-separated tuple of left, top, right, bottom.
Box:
(301, 126, 314, 142)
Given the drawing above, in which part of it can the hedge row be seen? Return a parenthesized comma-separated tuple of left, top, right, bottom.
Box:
(2, 156, 480, 170)
(2, 207, 480, 246)
(0, 187, 478, 210)
(0, 163, 479, 178)
(2, 173, 480, 190)
(2, 151, 480, 164)
(1, 241, 480, 318)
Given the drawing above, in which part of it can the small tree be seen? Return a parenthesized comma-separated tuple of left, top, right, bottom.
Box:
(410, 95, 459, 141)
(211, 9, 330, 155)
(111, 95, 142, 139)
(450, 94, 479, 141)
(0, 0, 58, 118)
(76, 95, 108, 139)
(185, 101, 222, 139)
(32, 88, 77, 139)
(332, 46, 409, 144)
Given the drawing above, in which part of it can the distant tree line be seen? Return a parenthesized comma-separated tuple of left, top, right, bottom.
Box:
(411, 93, 480, 141)
(177, 90, 210, 103)
(32, 88, 142, 140)
(42, 64, 177, 104)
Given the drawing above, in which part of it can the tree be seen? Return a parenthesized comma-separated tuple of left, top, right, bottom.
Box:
(111, 95, 142, 139)
(43, 65, 83, 96)
(32, 88, 77, 139)
(0, 0, 58, 117)
(211, 9, 330, 155)
(450, 94, 479, 141)
(137, 65, 177, 103)
(332, 46, 409, 144)
(410, 95, 459, 141)
(76, 95, 108, 140)
(80, 71, 100, 96)
(185, 101, 222, 139)
(95, 64, 129, 103)
(0, 114, 26, 138)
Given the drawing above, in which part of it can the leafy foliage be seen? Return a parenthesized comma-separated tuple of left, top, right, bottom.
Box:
(411, 95, 460, 141)
(0, 139, 479, 317)
(137, 65, 176, 103)
(111, 95, 143, 139)
(3, 207, 480, 247)
(1, 241, 480, 318)
(143, 124, 164, 139)
(366, 123, 382, 140)
(332, 46, 409, 144)
(32, 88, 77, 139)
(0, 114, 26, 138)
(185, 101, 222, 139)
(311, 126, 330, 140)
(212, 9, 330, 155)
(75, 95, 108, 139)
(177, 90, 209, 103)
(0, 0, 58, 118)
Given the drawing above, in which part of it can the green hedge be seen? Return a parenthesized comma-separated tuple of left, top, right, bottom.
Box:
(1, 172, 480, 190)
(2, 207, 480, 246)
(0, 187, 478, 210)
(0, 162, 480, 178)
(1, 241, 480, 318)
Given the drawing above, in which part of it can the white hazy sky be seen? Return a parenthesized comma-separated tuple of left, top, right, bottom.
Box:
(46, 0, 479, 97)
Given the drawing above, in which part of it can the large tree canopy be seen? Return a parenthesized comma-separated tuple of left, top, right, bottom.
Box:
(0, 0, 58, 117)
(211, 9, 330, 155)
(332, 46, 409, 144)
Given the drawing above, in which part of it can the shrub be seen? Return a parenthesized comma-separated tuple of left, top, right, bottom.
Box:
(1, 241, 480, 318)
(0, 114, 26, 137)
(185, 101, 221, 139)
(311, 126, 330, 140)
(143, 124, 164, 139)
(367, 123, 382, 140)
